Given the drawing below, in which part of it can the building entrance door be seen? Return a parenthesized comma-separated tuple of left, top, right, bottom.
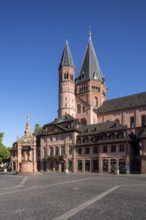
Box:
(110, 159, 116, 173)
(102, 159, 108, 172)
(130, 157, 141, 173)
(92, 160, 98, 172)
(119, 159, 125, 174)
(85, 160, 90, 171)
(61, 163, 64, 172)
(78, 160, 82, 172)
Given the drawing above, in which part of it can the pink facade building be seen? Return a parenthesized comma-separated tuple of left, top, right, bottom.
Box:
(11, 33, 146, 174)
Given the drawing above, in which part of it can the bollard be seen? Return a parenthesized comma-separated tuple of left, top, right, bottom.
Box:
(4, 168, 7, 173)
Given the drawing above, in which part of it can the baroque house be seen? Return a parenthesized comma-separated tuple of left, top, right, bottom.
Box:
(11, 32, 146, 174)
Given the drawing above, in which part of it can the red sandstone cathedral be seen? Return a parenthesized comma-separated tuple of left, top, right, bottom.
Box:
(11, 33, 146, 174)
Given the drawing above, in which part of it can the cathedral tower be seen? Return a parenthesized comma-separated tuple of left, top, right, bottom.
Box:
(58, 40, 76, 117)
(75, 32, 106, 124)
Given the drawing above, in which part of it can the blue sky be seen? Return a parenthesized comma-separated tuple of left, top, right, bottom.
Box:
(0, 0, 146, 147)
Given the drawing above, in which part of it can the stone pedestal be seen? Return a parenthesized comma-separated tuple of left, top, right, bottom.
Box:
(59, 163, 61, 173)
(33, 162, 37, 172)
(19, 162, 34, 172)
(64, 161, 69, 173)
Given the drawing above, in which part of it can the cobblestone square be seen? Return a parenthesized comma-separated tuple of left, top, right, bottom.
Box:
(0, 173, 146, 220)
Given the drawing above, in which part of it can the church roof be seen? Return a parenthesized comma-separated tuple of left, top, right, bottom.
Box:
(59, 40, 75, 68)
(76, 32, 105, 84)
(97, 91, 146, 114)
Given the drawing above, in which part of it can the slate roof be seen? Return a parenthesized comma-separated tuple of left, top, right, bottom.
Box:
(59, 40, 75, 69)
(76, 121, 132, 145)
(44, 114, 77, 126)
(76, 32, 105, 84)
(97, 91, 146, 114)
(42, 114, 82, 134)
(78, 120, 127, 135)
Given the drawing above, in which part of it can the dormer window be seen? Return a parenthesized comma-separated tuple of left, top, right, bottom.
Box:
(93, 72, 98, 80)
(81, 72, 85, 79)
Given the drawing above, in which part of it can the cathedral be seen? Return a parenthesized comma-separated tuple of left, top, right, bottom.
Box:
(11, 32, 146, 174)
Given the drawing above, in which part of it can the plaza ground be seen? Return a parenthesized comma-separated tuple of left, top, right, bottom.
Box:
(0, 172, 146, 220)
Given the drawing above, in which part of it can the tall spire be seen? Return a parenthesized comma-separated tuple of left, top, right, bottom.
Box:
(88, 30, 92, 42)
(25, 115, 31, 135)
(76, 32, 105, 83)
(59, 39, 75, 69)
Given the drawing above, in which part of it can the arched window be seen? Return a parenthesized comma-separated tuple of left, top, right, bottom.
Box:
(94, 97, 98, 107)
(141, 115, 146, 126)
(82, 106, 85, 113)
(61, 146, 64, 155)
(130, 116, 135, 128)
(55, 147, 59, 156)
(69, 146, 72, 155)
(81, 118, 87, 125)
(50, 147, 53, 157)
(43, 148, 47, 158)
(64, 73, 67, 79)
(77, 104, 81, 113)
